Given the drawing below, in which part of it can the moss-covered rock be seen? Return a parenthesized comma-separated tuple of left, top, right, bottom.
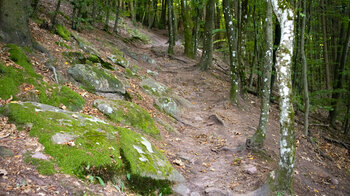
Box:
(108, 54, 129, 68)
(93, 99, 160, 138)
(0, 45, 84, 111)
(68, 64, 125, 94)
(119, 128, 185, 183)
(55, 24, 71, 41)
(71, 33, 100, 56)
(2, 102, 122, 179)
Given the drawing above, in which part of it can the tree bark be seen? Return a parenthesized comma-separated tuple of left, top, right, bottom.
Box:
(198, 0, 215, 70)
(0, 0, 33, 46)
(300, 0, 310, 136)
(321, 0, 331, 90)
(181, 0, 194, 58)
(268, 0, 296, 194)
(167, 0, 174, 54)
(192, 0, 201, 56)
(104, 0, 111, 32)
(246, 0, 273, 149)
(223, 0, 241, 105)
(51, 0, 62, 28)
(113, 0, 121, 33)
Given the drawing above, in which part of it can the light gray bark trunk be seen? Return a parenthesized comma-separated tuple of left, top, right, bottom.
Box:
(268, 0, 296, 194)
(247, 0, 273, 149)
(223, 0, 241, 105)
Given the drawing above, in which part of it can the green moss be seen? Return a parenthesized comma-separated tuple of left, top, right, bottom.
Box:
(96, 100, 160, 138)
(6, 44, 37, 77)
(25, 154, 56, 175)
(87, 54, 100, 63)
(56, 41, 72, 49)
(4, 102, 122, 180)
(119, 129, 173, 195)
(55, 24, 71, 41)
(125, 68, 134, 78)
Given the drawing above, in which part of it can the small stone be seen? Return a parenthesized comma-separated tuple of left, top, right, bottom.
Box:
(194, 116, 203, 121)
(173, 159, 184, 167)
(31, 152, 49, 160)
(0, 146, 14, 159)
(244, 165, 258, 175)
(331, 178, 339, 185)
(191, 192, 201, 196)
(51, 133, 77, 144)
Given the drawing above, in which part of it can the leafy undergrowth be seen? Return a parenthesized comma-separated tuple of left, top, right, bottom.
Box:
(0, 44, 84, 111)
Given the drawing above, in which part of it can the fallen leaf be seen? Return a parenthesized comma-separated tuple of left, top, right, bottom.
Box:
(0, 169, 8, 176)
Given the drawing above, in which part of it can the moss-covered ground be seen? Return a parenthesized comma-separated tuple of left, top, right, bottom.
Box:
(95, 100, 160, 138)
(55, 24, 71, 40)
(0, 44, 84, 111)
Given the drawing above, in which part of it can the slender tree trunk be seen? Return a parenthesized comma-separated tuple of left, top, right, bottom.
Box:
(113, 0, 121, 33)
(91, 0, 96, 25)
(268, 0, 296, 194)
(131, 0, 136, 25)
(198, 0, 215, 70)
(223, 0, 241, 105)
(167, 0, 174, 54)
(321, 0, 331, 90)
(161, 0, 167, 29)
(51, 0, 62, 28)
(192, 0, 201, 56)
(181, 0, 194, 58)
(248, 0, 257, 89)
(300, 0, 310, 136)
(104, 0, 111, 32)
(246, 0, 273, 149)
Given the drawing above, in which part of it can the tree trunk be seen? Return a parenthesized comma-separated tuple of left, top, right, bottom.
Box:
(300, 0, 310, 136)
(192, 0, 201, 56)
(321, 0, 331, 90)
(51, 0, 62, 28)
(198, 0, 215, 70)
(268, 0, 296, 194)
(104, 0, 111, 32)
(246, 0, 273, 149)
(160, 0, 167, 29)
(329, 9, 350, 126)
(0, 0, 33, 46)
(113, 0, 121, 33)
(31, 0, 40, 18)
(131, 0, 136, 25)
(223, 0, 241, 105)
(181, 0, 194, 58)
(91, 0, 96, 25)
(167, 0, 174, 54)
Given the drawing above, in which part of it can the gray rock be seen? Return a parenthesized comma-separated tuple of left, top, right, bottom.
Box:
(331, 178, 339, 185)
(141, 54, 156, 64)
(96, 92, 125, 101)
(155, 97, 178, 117)
(0, 146, 14, 159)
(31, 152, 49, 160)
(140, 78, 168, 96)
(72, 33, 100, 56)
(173, 183, 190, 196)
(68, 64, 125, 94)
(244, 165, 258, 175)
(52, 133, 77, 144)
(146, 69, 158, 76)
(108, 55, 129, 68)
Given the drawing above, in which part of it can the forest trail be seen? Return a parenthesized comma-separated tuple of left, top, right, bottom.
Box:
(121, 24, 278, 194)
(0, 1, 349, 194)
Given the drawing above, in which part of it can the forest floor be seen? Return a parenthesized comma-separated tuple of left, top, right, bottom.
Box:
(1, 1, 350, 195)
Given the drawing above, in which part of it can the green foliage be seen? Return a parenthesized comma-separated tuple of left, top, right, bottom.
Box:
(55, 24, 71, 40)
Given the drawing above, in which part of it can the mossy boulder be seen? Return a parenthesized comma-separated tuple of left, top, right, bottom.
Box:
(93, 99, 160, 138)
(71, 33, 100, 56)
(119, 129, 185, 183)
(108, 54, 129, 68)
(68, 64, 125, 94)
(140, 78, 179, 116)
(2, 102, 122, 179)
(0, 45, 84, 111)
(1, 102, 184, 193)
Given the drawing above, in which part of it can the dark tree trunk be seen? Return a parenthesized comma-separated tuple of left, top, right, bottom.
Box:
(104, 0, 111, 32)
(113, 0, 121, 33)
(198, 0, 215, 70)
(31, 0, 40, 18)
(51, 0, 62, 28)
(167, 0, 174, 54)
(0, 0, 33, 46)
